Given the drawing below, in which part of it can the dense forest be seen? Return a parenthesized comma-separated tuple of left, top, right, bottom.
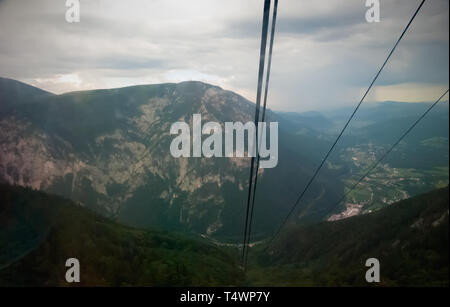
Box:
(0, 184, 448, 286)
(0, 184, 243, 286)
(248, 187, 449, 286)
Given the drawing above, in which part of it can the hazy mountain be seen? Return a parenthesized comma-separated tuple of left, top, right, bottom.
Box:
(277, 101, 449, 214)
(275, 111, 334, 133)
(0, 77, 338, 241)
(1, 77, 447, 242)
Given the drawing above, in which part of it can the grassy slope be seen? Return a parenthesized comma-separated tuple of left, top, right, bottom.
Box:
(0, 184, 243, 286)
(248, 187, 449, 286)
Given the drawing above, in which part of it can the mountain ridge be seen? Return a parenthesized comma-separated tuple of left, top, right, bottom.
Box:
(0, 77, 337, 240)
(0, 77, 447, 241)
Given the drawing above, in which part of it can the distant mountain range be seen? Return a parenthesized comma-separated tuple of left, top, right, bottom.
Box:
(0, 76, 448, 286)
(0, 77, 448, 242)
(0, 77, 338, 241)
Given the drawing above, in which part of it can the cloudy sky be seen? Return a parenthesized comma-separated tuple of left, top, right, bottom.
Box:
(0, 0, 448, 112)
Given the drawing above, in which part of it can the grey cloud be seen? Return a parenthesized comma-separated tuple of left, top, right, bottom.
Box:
(0, 0, 448, 111)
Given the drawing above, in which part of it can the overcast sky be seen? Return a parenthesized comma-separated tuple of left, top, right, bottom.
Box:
(0, 0, 448, 112)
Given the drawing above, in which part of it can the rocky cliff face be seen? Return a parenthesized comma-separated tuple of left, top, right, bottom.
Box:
(0, 78, 334, 240)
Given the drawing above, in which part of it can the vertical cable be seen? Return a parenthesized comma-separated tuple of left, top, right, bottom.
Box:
(241, 0, 271, 267)
(244, 0, 278, 267)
